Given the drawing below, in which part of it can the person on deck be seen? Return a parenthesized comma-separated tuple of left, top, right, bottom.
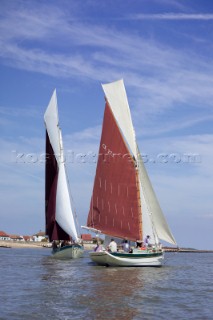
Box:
(122, 239, 130, 252)
(94, 241, 103, 252)
(60, 240, 66, 247)
(108, 239, 117, 252)
(144, 235, 151, 248)
(52, 240, 58, 249)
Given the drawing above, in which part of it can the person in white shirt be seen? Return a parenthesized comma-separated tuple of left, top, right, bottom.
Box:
(108, 239, 117, 252)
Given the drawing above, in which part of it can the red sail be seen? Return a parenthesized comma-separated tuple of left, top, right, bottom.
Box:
(87, 102, 142, 241)
(45, 131, 70, 241)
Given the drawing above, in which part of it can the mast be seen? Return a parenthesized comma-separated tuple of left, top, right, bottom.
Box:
(135, 166, 143, 241)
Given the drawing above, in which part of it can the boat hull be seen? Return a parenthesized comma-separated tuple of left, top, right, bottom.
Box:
(90, 250, 164, 267)
(52, 244, 84, 259)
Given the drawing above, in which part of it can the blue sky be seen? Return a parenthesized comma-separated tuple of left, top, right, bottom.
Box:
(0, 0, 213, 249)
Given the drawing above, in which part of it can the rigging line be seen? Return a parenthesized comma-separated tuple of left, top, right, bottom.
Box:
(139, 178, 159, 245)
(137, 145, 159, 245)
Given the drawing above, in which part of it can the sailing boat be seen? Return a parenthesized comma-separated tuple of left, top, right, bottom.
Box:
(84, 79, 176, 267)
(44, 90, 84, 259)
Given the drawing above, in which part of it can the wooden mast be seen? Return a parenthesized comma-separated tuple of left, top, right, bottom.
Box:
(135, 166, 143, 241)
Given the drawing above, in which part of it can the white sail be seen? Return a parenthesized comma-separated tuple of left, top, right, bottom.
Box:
(56, 162, 78, 241)
(44, 89, 60, 162)
(102, 79, 137, 159)
(137, 148, 177, 245)
(44, 90, 78, 241)
(140, 183, 157, 244)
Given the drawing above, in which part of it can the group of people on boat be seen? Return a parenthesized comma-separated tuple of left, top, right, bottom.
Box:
(107, 239, 132, 252)
(94, 235, 156, 254)
(136, 235, 151, 249)
(52, 240, 72, 249)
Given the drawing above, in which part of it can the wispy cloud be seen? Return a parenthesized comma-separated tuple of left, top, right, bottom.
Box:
(136, 114, 213, 138)
(129, 13, 213, 21)
(0, 106, 40, 118)
(200, 213, 213, 219)
(0, 2, 213, 142)
(1, 1, 213, 249)
(66, 125, 101, 141)
(1, 5, 213, 122)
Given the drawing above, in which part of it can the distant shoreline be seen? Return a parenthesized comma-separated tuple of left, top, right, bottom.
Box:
(0, 240, 94, 250)
(0, 241, 212, 252)
(164, 248, 213, 253)
(0, 240, 47, 249)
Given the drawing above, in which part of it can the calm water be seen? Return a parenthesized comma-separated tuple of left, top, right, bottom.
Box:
(0, 248, 212, 320)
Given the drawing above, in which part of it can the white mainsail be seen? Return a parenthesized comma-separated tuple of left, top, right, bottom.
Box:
(44, 90, 78, 241)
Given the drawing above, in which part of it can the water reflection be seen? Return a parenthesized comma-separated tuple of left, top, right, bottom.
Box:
(1, 249, 212, 319)
(39, 251, 172, 319)
(84, 267, 145, 320)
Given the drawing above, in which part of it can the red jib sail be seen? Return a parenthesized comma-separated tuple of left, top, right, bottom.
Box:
(45, 131, 70, 241)
(87, 102, 142, 241)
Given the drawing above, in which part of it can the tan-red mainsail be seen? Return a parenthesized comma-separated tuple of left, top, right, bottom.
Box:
(87, 102, 142, 241)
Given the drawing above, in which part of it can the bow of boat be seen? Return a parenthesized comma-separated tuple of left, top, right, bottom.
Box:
(52, 244, 84, 259)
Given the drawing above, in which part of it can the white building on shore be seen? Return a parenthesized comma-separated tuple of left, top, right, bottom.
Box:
(0, 231, 11, 241)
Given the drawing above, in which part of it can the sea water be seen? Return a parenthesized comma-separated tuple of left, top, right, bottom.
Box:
(0, 248, 212, 320)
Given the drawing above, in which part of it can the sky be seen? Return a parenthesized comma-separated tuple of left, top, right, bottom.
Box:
(0, 0, 213, 250)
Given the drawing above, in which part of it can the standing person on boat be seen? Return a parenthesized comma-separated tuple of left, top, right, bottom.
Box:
(144, 235, 151, 248)
(108, 239, 117, 252)
(52, 241, 58, 249)
(122, 240, 130, 252)
(61, 240, 66, 248)
(94, 241, 103, 252)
